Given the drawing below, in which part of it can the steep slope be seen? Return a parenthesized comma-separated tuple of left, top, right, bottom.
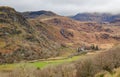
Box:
(0, 6, 60, 63)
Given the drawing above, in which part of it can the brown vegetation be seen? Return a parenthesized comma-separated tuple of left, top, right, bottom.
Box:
(0, 6, 61, 63)
(1, 45, 120, 77)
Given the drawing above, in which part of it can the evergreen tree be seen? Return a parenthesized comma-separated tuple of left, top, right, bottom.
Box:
(95, 45, 99, 50)
(91, 44, 95, 50)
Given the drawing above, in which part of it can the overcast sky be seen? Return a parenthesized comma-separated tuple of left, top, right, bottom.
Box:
(0, 0, 120, 16)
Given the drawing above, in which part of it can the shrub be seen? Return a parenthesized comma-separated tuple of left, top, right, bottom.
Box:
(1, 45, 120, 77)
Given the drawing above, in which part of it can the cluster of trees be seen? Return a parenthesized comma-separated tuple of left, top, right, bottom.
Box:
(91, 44, 99, 50)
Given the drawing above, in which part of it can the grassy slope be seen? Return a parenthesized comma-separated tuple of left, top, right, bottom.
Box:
(1, 45, 120, 77)
(0, 55, 84, 71)
(0, 49, 100, 72)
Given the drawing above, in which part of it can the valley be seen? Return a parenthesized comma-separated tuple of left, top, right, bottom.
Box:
(0, 6, 120, 77)
(0, 49, 104, 76)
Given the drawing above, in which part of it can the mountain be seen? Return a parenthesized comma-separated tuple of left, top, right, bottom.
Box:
(71, 13, 120, 23)
(33, 15, 120, 48)
(0, 6, 120, 63)
(110, 18, 120, 26)
(0, 6, 60, 63)
(22, 10, 58, 19)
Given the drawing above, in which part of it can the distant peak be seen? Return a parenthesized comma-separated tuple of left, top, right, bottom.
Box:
(22, 10, 58, 19)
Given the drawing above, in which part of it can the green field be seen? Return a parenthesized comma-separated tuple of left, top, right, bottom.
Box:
(0, 55, 84, 71)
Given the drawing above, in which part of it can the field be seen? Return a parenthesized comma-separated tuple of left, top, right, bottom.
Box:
(0, 55, 85, 71)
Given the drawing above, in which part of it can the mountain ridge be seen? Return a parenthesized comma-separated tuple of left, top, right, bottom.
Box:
(22, 10, 58, 19)
(71, 13, 120, 23)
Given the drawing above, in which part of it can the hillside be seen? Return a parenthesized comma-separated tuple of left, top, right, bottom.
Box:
(22, 11, 120, 47)
(0, 6, 60, 63)
(34, 15, 120, 48)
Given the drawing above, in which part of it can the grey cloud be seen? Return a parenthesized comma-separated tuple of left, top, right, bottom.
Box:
(0, 0, 120, 15)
